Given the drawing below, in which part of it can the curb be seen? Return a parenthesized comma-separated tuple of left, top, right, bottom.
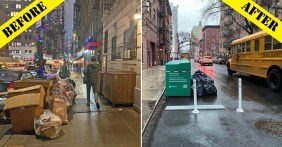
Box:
(142, 86, 166, 136)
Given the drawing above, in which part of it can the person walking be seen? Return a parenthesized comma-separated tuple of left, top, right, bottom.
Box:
(83, 56, 100, 109)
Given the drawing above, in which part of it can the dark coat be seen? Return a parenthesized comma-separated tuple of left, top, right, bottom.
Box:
(83, 62, 100, 84)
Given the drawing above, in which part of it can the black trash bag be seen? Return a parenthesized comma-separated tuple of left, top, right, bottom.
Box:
(203, 82, 217, 95)
(192, 70, 217, 96)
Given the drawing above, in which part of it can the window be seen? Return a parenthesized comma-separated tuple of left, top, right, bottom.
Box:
(16, 50, 19, 53)
(237, 43, 241, 53)
(16, 35, 21, 39)
(111, 37, 117, 61)
(25, 50, 28, 53)
(246, 41, 250, 52)
(16, 4, 21, 9)
(29, 50, 32, 53)
(11, 12, 18, 16)
(104, 30, 108, 53)
(241, 42, 246, 53)
(25, 35, 28, 39)
(273, 38, 282, 50)
(123, 21, 137, 60)
(264, 35, 272, 50)
(4, 4, 8, 8)
(255, 39, 259, 51)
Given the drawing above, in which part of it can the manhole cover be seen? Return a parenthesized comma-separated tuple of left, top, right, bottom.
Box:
(255, 120, 282, 138)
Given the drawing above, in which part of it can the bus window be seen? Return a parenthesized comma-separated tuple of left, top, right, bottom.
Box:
(246, 41, 250, 52)
(237, 44, 241, 53)
(241, 42, 246, 53)
(255, 39, 259, 51)
(273, 38, 282, 50)
(264, 35, 272, 50)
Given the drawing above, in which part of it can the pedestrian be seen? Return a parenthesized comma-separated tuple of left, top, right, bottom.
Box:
(83, 56, 100, 109)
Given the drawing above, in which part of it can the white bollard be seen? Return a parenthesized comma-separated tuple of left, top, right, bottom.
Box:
(192, 79, 199, 113)
(236, 78, 244, 112)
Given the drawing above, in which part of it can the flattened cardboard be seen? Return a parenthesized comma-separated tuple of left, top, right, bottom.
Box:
(14, 80, 53, 88)
(3, 93, 43, 110)
(13, 80, 53, 109)
(3, 85, 45, 132)
(7, 85, 45, 99)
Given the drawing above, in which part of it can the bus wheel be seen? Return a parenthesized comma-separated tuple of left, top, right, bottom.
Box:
(267, 69, 281, 91)
(227, 63, 234, 75)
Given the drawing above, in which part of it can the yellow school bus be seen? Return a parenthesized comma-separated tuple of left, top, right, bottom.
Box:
(227, 31, 282, 91)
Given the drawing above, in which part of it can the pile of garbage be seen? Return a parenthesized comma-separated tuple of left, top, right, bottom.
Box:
(191, 70, 217, 97)
(1, 75, 77, 140)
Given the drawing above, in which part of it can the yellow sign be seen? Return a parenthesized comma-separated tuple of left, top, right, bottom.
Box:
(0, 0, 64, 48)
(222, 0, 282, 43)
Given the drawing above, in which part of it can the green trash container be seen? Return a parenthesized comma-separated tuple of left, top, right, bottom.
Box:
(166, 60, 191, 96)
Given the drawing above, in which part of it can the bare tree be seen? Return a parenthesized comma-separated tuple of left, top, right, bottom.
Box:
(177, 32, 192, 57)
(200, 0, 280, 35)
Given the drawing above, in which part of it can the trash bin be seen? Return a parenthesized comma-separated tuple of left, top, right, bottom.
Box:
(166, 60, 191, 96)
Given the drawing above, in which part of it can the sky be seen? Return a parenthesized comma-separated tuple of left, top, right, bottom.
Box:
(169, 0, 220, 33)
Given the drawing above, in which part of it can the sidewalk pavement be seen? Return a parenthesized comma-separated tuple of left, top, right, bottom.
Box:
(0, 71, 140, 147)
(142, 66, 166, 128)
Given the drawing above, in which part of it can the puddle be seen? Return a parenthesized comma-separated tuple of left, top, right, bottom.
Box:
(255, 120, 282, 138)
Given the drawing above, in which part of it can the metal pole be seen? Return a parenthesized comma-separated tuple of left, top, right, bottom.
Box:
(236, 78, 244, 112)
(192, 79, 199, 113)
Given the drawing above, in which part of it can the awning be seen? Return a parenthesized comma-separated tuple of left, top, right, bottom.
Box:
(84, 36, 102, 50)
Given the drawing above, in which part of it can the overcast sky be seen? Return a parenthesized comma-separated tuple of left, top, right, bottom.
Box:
(169, 0, 220, 33)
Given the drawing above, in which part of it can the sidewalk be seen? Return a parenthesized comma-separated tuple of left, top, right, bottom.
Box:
(142, 66, 166, 128)
(0, 71, 141, 147)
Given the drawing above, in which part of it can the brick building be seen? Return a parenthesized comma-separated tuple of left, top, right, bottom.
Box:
(142, 0, 172, 68)
(202, 25, 220, 55)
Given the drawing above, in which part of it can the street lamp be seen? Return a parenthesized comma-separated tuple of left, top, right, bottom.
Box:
(135, 10, 141, 20)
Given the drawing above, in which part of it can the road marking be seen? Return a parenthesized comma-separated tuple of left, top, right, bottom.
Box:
(165, 105, 225, 111)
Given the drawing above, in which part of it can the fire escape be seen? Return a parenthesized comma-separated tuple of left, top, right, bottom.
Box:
(158, 0, 169, 64)
(101, 0, 121, 15)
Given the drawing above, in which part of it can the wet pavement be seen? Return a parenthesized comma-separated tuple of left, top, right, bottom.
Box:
(142, 66, 166, 128)
(0, 71, 141, 147)
(143, 60, 282, 147)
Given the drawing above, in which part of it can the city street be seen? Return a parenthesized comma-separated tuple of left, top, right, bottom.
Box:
(0, 71, 141, 147)
(143, 60, 282, 147)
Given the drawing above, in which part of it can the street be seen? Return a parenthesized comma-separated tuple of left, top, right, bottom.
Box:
(143, 60, 282, 147)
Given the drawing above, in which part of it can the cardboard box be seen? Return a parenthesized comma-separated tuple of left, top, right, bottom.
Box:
(13, 80, 53, 109)
(3, 85, 45, 132)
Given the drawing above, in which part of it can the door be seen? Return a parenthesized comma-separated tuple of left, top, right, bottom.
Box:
(252, 38, 262, 76)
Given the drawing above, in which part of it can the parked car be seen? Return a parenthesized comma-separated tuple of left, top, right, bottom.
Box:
(0, 69, 34, 92)
(215, 57, 228, 64)
(194, 57, 199, 63)
(213, 57, 219, 63)
(197, 57, 203, 63)
(27, 65, 37, 77)
(199, 56, 213, 66)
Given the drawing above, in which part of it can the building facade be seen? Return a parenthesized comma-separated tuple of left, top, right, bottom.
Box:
(0, 0, 36, 61)
(0, 5, 9, 53)
(74, 0, 103, 64)
(191, 21, 203, 55)
(100, 0, 141, 112)
(202, 25, 220, 55)
(142, 0, 172, 69)
(158, 0, 172, 65)
(42, 4, 65, 60)
(169, 3, 178, 59)
(142, 0, 159, 68)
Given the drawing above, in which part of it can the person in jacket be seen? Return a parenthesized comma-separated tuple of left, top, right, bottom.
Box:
(83, 56, 100, 108)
